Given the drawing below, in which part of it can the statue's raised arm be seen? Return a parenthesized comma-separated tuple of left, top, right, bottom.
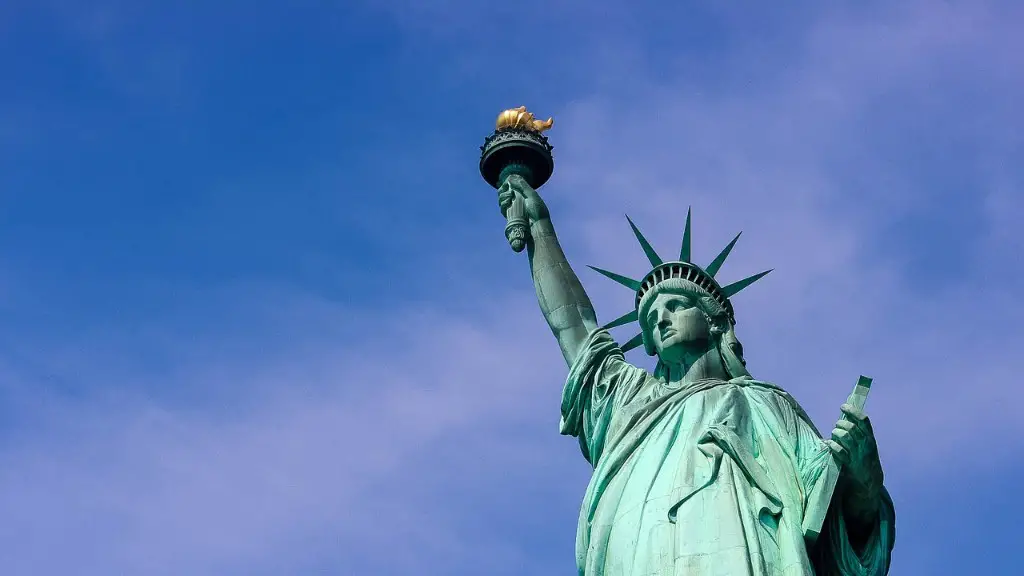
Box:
(498, 174, 598, 366)
(480, 107, 597, 366)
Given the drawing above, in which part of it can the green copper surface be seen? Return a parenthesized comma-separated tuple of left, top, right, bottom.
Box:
(626, 215, 664, 267)
(705, 231, 742, 277)
(679, 206, 692, 263)
(721, 268, 775, 298)
(486, 123, 894, 576)
(586, 265, 642, 291)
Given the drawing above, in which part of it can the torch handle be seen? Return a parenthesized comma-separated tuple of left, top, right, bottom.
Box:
(505, 196, 529, 252)
(503, 184, 530, 253)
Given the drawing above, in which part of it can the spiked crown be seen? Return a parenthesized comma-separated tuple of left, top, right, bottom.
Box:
(589, 208, 772, 354)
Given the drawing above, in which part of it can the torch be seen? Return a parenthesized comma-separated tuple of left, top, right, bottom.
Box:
(479, 106, 555, 252)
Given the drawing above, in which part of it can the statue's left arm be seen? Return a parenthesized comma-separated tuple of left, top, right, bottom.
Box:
(792, 404, 896, 575)
(814, 487, 896, 576)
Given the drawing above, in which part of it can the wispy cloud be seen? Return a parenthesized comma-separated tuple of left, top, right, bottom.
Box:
(0, 287, 578, 575)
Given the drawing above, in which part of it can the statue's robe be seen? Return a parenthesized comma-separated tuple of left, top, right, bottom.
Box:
(560, 329, 895, 576)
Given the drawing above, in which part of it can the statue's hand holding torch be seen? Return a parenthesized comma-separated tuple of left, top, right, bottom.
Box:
(498, 174, 549, 252)
(479, 106, 555, 253)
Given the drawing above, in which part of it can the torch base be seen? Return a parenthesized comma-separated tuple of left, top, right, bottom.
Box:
(479, 128, 555, 189)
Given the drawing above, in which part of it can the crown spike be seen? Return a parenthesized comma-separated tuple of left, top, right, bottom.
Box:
(721, 269, 773, 298)
(603, 310, 638, 330)
(587, 265, 642, 291)
(625, 215, 663, 267)
(705, 232, 742, 278)
(679, 207, 692, 263)
(621, 332, 645, 353)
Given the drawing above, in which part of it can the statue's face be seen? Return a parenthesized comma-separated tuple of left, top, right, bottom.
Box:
(646, 292, 711, 363)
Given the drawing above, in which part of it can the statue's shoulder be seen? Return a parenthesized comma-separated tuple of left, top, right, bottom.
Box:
(735, 378, 801, 407)
(732, 377, 788, 393)
(737, 378, 820, 429)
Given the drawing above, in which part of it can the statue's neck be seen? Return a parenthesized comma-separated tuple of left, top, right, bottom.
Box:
(658, 344, 730, 385)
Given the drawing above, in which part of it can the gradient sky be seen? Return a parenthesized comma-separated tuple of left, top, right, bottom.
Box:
(0, 1, 1021, 574)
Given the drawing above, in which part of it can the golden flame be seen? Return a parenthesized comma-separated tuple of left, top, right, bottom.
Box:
(496, 106, 553, 133)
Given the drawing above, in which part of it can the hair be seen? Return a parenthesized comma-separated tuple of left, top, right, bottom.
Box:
(638, 279, 752, 380)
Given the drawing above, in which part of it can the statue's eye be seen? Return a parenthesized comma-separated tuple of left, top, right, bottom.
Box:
(668, 299, 693, 312)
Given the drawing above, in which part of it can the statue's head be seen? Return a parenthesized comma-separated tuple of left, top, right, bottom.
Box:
(641, 281, 721, 361)
(589, 209, 772, 379)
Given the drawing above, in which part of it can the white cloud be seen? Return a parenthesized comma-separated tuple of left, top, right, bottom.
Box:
(0, 288, 580, 575)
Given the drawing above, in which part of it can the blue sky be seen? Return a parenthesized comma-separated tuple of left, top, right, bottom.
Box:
(0, 1, 1021, 574)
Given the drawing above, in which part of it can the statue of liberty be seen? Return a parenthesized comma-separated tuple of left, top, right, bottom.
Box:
(481, 108, 895, 575)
